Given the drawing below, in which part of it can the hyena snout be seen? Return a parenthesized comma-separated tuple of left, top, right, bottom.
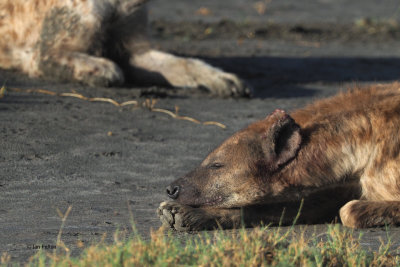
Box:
(166, 185, 180, 199)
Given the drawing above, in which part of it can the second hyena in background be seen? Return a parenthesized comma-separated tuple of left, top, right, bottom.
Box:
(0, 0, 249, 96)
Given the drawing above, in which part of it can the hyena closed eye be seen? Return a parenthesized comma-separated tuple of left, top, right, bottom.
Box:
(159, 83, 400, 231)
(0, 0, 250, 97)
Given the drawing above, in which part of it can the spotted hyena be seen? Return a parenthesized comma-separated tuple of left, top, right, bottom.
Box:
(158, 83, 400, 231)
(0, 0, 249, 97)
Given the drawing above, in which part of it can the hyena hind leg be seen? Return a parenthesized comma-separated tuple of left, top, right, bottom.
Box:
(39, 52, 124, 87)
(340, 200, 400, 228)
(129, 50, 251, 97)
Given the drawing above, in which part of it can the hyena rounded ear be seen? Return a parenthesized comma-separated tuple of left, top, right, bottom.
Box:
(261, 109, 302, 172)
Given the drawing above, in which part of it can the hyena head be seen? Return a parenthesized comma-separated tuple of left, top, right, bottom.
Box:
(166, 109, 302, 208)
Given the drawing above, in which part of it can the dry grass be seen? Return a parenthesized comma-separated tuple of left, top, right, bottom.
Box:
(7, 87, 226, 129)
(2, 220, 400, 266)
(0, 204, 399, 266)
(0, 85, 6, 99)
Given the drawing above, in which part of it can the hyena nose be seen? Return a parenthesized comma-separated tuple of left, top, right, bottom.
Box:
(166, 185, 180, 199)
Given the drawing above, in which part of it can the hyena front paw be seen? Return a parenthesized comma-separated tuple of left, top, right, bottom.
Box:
(185, 59, 251, 97)
(208, 70, 252, 98)
(40, 53, 125, 87)
(131, 50, 251, 97)
(75, 57, 125, 87)
(157, 201, 215, 232)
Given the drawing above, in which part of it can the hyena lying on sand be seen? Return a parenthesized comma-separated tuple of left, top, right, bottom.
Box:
(0, 0, 249, 97)
(158, 83, 400, 230)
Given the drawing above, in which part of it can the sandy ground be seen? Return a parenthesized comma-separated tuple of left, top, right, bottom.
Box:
(2, 0, 400, 262)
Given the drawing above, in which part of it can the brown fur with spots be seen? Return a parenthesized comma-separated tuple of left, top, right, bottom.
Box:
(158, 83, 400, 230)
(0, 0, 249, 96)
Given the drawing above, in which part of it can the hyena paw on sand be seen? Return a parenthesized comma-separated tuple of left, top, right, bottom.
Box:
(0, 0, 250, 97)
(159, 83, 400, 230)
(158, 202, 222, 232)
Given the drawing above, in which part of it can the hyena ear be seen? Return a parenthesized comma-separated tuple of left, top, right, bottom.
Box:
(261, 109, 302, 172)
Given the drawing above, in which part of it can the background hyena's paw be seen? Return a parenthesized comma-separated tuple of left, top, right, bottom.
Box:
(40, 53, 125, 87)
(157, 201, 213, 232)
(75, 57, 125, 87)
(184, 59, 252, 97)
(207, 70, 252, 98)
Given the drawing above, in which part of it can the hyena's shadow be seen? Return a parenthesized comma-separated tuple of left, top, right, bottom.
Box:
(205, 56, 400, 98)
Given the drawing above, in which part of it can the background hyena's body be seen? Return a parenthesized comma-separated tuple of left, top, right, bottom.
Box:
(0, 0, 248, 96)
(159, 83, 400, 231)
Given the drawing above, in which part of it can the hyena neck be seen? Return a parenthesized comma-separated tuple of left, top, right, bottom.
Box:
(277, 121, 371, 189)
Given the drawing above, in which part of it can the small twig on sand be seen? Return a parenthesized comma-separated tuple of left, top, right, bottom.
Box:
(8, 87, 226, 129)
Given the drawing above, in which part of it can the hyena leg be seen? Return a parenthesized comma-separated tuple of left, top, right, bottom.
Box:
(158, 199, 348, 232)
(113, 2, 250, 96)
(129, 50, 251, 97)
(37, 4, 124, 86)
(340, 200, 400, 228)
(157, 201, 300, 231)
(39, 52, 124, 87)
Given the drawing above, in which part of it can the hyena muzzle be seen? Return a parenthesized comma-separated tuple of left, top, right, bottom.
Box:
(0, 0, 250, 97)
(158, 82, 400, 231)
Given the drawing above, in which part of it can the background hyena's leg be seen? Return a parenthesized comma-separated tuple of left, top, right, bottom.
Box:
(340, 200, 400, 228)
(113, 3, 250, 97)
(38, 4, 124, 86)
(39, 52, 124, 87)
(130, 50, 251, 97)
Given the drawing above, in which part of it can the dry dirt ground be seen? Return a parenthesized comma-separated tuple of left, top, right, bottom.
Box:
(3, 0, 400, 262)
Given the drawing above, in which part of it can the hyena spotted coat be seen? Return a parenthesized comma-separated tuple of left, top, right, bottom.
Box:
(158, 83, 400, 231)
(0, 0, 249, 96)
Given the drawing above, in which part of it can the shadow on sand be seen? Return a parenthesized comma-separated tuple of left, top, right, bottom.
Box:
(206, 56, 400, 98)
